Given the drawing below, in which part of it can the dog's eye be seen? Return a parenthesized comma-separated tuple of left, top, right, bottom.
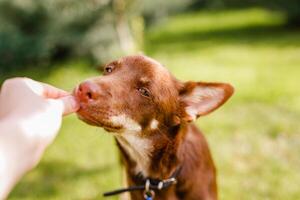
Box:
(138, 87, 151, 97)
(104, 66, 114, 74)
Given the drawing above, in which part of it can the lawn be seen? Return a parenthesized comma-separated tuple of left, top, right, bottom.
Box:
(3, 8, 300, 200)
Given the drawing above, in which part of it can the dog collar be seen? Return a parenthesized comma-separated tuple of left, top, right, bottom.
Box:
(103, 166, 181, 200)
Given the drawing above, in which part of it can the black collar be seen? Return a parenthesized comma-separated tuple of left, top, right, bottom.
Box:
(103, 166, 182, 198)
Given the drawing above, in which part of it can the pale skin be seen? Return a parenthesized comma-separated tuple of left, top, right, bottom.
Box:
(0, 78, 79, 199)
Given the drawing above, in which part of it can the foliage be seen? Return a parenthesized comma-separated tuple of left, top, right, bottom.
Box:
(0, 0, 196, 71)
(263, 0, 300, 24)
(0, 0, 138, 71)
(200, 0, 300, 24)
(0, 0, 299, 71)
(141, 0, 195, 25)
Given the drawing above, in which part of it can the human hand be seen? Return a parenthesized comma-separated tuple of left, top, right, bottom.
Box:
(0, 78, 79, 199)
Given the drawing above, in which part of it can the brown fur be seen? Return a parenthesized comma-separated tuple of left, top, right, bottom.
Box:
(74, 55, 234, 200)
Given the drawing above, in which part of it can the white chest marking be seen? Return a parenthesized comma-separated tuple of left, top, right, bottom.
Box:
(150, 119, 159, 130)
(110, 115, 152, 176)
(116, 134, 152, 176)
(110, 114, 142, 132)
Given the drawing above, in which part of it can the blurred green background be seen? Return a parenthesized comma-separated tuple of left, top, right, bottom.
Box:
(1, 0, 300, 199)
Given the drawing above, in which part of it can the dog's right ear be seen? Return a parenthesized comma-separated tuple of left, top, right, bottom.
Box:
(179, 81, 234, 122)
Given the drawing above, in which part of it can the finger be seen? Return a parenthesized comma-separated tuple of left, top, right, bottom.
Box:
(19, 78, 69, 98)
(47, 95, 79, 116)
(58, 95, 80, 116)
(41, 83, 70, 99)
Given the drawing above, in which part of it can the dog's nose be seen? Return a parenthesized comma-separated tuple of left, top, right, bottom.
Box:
(77, 81, 100, 102)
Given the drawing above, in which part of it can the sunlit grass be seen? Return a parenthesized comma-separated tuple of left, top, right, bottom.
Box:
(148, 8, 286, 40)
(4, 8, 300, 200)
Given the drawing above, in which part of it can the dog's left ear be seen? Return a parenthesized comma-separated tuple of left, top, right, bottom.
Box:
(179, 81, 234, 122)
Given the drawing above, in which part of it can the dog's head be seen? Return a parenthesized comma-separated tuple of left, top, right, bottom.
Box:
(74, 55, 234, 175)
(74, 55, 234, 135)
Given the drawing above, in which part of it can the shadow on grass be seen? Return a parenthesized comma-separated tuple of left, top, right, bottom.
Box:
(146, 23, 300, 53)
(11, 160, 113, 198)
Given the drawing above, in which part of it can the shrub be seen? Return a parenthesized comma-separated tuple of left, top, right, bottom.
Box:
(0, 0, 196, 71)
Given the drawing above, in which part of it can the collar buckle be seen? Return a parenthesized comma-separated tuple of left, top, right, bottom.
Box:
(144, 179, 155, 200)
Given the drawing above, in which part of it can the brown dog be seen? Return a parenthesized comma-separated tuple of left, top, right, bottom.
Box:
(74, 55, 234, 200)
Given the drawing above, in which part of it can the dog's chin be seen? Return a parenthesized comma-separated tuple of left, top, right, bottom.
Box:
(76, 113, 98, 126)
(103, 127, 122, 133)
(76, 109, 123, 133)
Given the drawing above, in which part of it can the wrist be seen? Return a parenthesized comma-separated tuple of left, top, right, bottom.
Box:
(0, 152, 18, 200)
(0, 118, 31, 199)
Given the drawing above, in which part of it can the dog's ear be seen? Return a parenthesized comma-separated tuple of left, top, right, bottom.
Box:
(179, 81, 234, 122)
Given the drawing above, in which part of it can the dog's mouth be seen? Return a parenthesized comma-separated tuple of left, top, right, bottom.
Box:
(73, 86, 124, 133)
(76, 107, 122, 130)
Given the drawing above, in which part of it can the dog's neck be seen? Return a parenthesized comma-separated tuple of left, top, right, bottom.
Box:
(115, 133, 153, 177)
(115, 124, 186, 180)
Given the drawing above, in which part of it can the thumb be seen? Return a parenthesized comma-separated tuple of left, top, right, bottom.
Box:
(48, 96, 79, 116)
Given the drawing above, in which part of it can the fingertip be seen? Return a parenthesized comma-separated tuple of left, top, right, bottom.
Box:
(60, 95, 80, 116)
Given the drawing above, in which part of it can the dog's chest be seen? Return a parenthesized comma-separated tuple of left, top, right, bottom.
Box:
(116, 133, 153, 177)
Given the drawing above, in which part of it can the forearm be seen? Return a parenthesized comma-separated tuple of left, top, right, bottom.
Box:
(0, 155, 18, 200)
(0, 78, 78, 199)
(0, 118, 28, 200)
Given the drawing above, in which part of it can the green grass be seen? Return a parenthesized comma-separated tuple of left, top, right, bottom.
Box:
(3, 8, 300, 200)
